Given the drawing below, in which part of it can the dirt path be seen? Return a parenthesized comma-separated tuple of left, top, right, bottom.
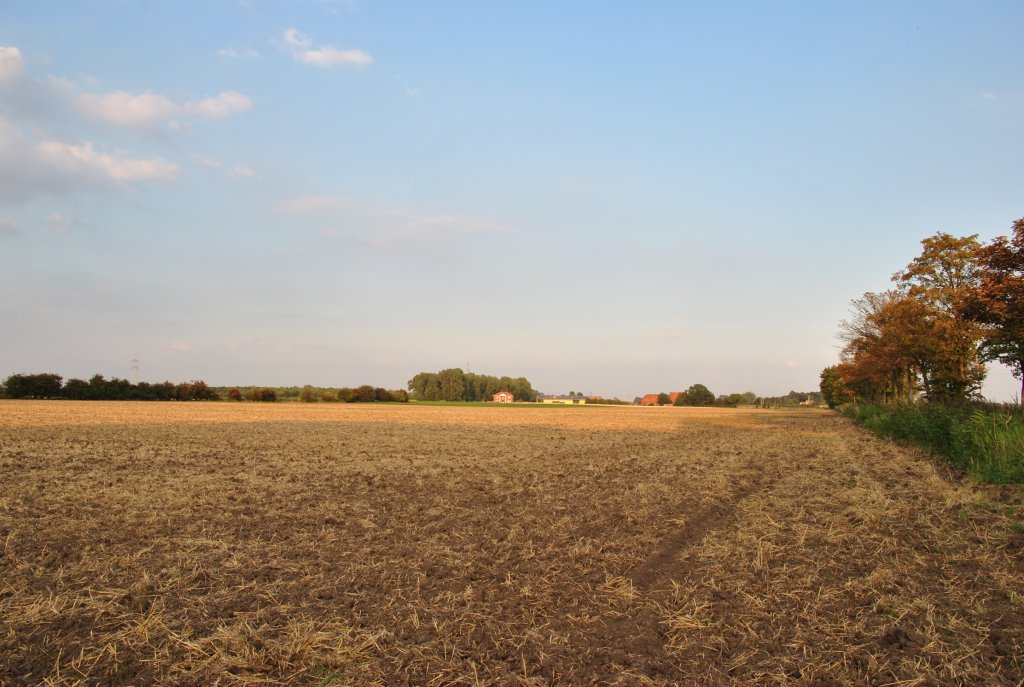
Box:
(0, 402, 1021, 685)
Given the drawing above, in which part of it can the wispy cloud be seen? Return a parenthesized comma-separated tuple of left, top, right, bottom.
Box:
(37, 139, 179, 181)
(785, 360, 799, 368)
(76, 88, 252, 127)
(192, 154, 259, 180)
(0, 46, 24, 85)
(0, 217, 19, 236)
(46, 212, 68, 232)
(282, 193, 505, 246)
(191, 153, 223, 170)
(218, 47, 260, 59)
(229, 164, 260, 179)
(395, 75, 418, 96)
(280, 28, 372, 67)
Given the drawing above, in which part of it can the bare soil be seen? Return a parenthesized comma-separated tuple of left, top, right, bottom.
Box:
(1, 401, 1022, 685)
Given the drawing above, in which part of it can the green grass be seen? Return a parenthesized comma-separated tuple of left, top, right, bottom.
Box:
(842, 402, 1024, 483)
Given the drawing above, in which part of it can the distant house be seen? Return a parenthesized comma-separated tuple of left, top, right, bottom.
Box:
(538, 394, 587, 405)
(493, 391, 515, 403)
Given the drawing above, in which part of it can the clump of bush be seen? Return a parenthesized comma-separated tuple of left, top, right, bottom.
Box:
(843, 403, 1024, 483)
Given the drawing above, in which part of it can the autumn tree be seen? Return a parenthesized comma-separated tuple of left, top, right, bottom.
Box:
(839, 291, 927, 403)
(963, 218, 1024, 402)
(891, 232, 986, 401)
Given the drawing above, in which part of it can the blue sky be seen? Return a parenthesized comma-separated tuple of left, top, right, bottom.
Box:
(1, 1, 1022, 400)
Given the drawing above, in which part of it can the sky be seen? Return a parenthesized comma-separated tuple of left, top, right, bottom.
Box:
(1, 1, 1022, 401)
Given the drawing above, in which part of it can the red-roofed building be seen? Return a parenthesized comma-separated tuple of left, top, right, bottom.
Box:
(640, 392, 682, 406)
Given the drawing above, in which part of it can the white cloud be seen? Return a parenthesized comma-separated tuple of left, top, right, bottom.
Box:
(229, 164, 260, 179)
(77, 90, 180, 125)
(183, 90, 253, 119)
(784, 360, 799, 368)
(279, 194, 350, 213)
(191, 153, 223, 170)
(76, 88, 252, 127)
(218, 47, 260, 59)
(280, 28, 372, 67)
(192, 154, 259, 180)
(0, 218, 18, 235)
(0, 117, 180, 202)
(37, 139, 179, 181)
(0, 46, 24, 85)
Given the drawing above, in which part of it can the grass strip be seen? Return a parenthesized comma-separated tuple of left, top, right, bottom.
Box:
(842, 403, 1024, 483)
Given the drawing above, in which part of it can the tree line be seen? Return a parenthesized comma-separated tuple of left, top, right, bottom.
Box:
(820, 219, 1024, 408)
(641, 386, 765, 407)
(219, 385, 409, 403)
(2, 373, 218, 401)
(407, 369, 538, 402)
(1, 374, 411, 403)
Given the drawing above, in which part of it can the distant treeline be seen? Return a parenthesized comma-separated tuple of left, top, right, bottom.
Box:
(216, 385, 409, 403)
(1, 373, 410, 403)
(2, 373, 218, 401)
(638, 387, 821, 408)
(408, 369, 538, 402)
(759, 390, 823, 407)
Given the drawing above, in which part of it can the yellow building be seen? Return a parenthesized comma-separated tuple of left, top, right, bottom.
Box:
(538, 394, 587, 405)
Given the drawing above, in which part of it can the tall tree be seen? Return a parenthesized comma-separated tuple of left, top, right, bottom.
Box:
(892, 232, 986, 401)
(839, 291, 927, 403)
(437, 368, 467, 402)
(963, 218, 1024, 402)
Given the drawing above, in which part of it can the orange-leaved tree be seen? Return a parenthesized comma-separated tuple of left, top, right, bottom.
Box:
(962, 218, 1024, 403)
(891, 232, 986, 401)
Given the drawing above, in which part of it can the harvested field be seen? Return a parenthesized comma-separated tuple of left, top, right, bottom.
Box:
(1, 401, 1022, 686)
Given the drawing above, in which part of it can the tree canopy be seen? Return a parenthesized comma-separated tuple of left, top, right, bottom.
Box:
(827, 222, 1024, 406)
(408, 369, 538, 402)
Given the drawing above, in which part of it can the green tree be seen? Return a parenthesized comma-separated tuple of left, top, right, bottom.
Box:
(657, 392, 672, 406)
(300, 385, 317, 403)
(3, 373, 63, 398)
(680, 384, 715, 406)
(819, 366, 853, 409)
(436, 368, 466, 401)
